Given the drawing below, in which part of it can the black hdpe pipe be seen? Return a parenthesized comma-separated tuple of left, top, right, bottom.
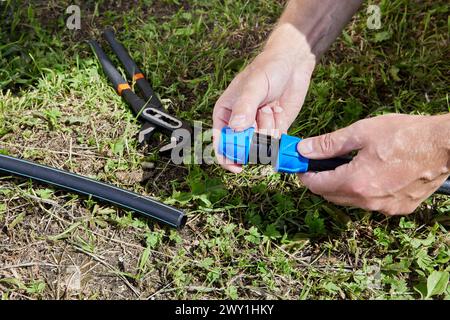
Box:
(307, 154, 450, 195)
(0, 154, 187, 228)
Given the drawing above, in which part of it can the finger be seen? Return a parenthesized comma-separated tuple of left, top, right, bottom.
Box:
(270, 101, 290, 135)
(298, 163, 353, 195)
(256, 105, 275, 132)
(297, 122, 366, 160)
(212, 78, 245, 172)
(322, 194, 361, 208)
(228, 69, 269, 131)
(212, 114, 243, 173)
(212, 72, 245, 124)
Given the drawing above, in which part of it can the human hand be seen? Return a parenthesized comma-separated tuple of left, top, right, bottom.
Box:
(213, 40, 316, 173)
(297, 114, 450, 215)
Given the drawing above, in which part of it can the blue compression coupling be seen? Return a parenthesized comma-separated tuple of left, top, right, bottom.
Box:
(219, 126, 310, 173)
(275, 134, 309, 173)
(219, 126, 255, 164)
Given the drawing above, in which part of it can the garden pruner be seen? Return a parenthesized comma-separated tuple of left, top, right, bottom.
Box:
(88, 27, 193, 155)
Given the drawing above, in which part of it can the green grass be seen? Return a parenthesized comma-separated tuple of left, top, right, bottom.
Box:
(0, 0, 449, 299)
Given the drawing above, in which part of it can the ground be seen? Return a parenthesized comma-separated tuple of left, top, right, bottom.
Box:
(0, 0, 449, 300)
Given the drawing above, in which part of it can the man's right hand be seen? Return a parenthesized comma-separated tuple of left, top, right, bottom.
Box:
(212, 0, 364, 173)
(212, 29, 316, 172)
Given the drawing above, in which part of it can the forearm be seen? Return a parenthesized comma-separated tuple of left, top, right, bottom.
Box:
(264, 0, 363, 61)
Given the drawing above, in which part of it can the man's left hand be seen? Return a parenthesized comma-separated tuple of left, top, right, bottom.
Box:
(297, 114, 450, 215)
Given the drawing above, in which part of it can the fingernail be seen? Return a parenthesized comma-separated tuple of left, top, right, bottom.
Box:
(261, 106, 272, 114)
(298, 139, 313, 155)
(229, 114, 246, 128)
(273, 106, 283, 114)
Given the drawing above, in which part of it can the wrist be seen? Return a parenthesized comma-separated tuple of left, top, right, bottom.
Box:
(263, 23, 316, 67)
(265, 0, 363, 60)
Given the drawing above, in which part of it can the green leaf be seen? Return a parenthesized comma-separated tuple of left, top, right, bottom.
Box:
(169, 229, 182, 244)
(273, 192, 295, 214)
(200, 257, 214, 269)
(343, 98, 363, 124)
(195, 193, 211, 207)
(138, 246, 151, 271)
(0, 203, 5, 222)
(426, 271, 449, 298)
(8, 212, 25, 230)
(204, 178, 227, 203)
(384, 258, 411, 273)
(226, 285, 238, 299)
(410, 232, 435, 249)
(0, 278, 27, 290)
(222, 223, 236, 235)
(184, 168, 227, 207)
(166, 191, 193, 205)
(389, 66, 401, 82)
(174, 27, 195, 36)
(47, 222, 81, 241)
(206, 268, 221, 283)
(26, 280, 46, 294)
(323, 281, 341, 294)
(146, 231, 162, 249)
(264, 224, 281, 240)
(245, 226, 261, 245)
(111, 139, 125, 156)
(0, 128, 12, 139)
(342, 30, 353, 45)
(373, 227, 391, 247)
(398, 217, 416, 229)
(413, 279, 427, 299)
(65, 116, 88, 125)
(35, 188, 54, 199)
(305, 210, 326, 236)
(373, 31, 392, 43)
(43, 108, 62, 129)
(416, 248, 433, 271)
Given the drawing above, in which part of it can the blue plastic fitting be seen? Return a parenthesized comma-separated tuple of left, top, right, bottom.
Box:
(275, 134, 309, 173)
(219, 126, 255, 164)
(219, 126, 310, 173)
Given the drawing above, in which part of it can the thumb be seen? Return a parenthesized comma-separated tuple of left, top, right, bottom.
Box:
(228, 71, 269, 131)
(297, 123, 365, 159)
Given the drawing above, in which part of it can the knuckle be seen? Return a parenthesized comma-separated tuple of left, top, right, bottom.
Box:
(213, 99, 225, 110)
(318, 133, 335, 155)
(364, 200, 382, 212)
(235, 100, 253, 112)
(402, 204, 418, 215)
(246, 62, 261, 74)
(350, 119, 366, 131)
(302, 179, 318, 194)
(381, 207, 400, 216)
(419, 170, 437, 182)
(346, 180, 369, 198)
(302, 178, 322, 195)
(308, 184, 321, 195)
(380, 203, 415, 216)
(212, 105, 223, 116)
(348, 120, 368, 144)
